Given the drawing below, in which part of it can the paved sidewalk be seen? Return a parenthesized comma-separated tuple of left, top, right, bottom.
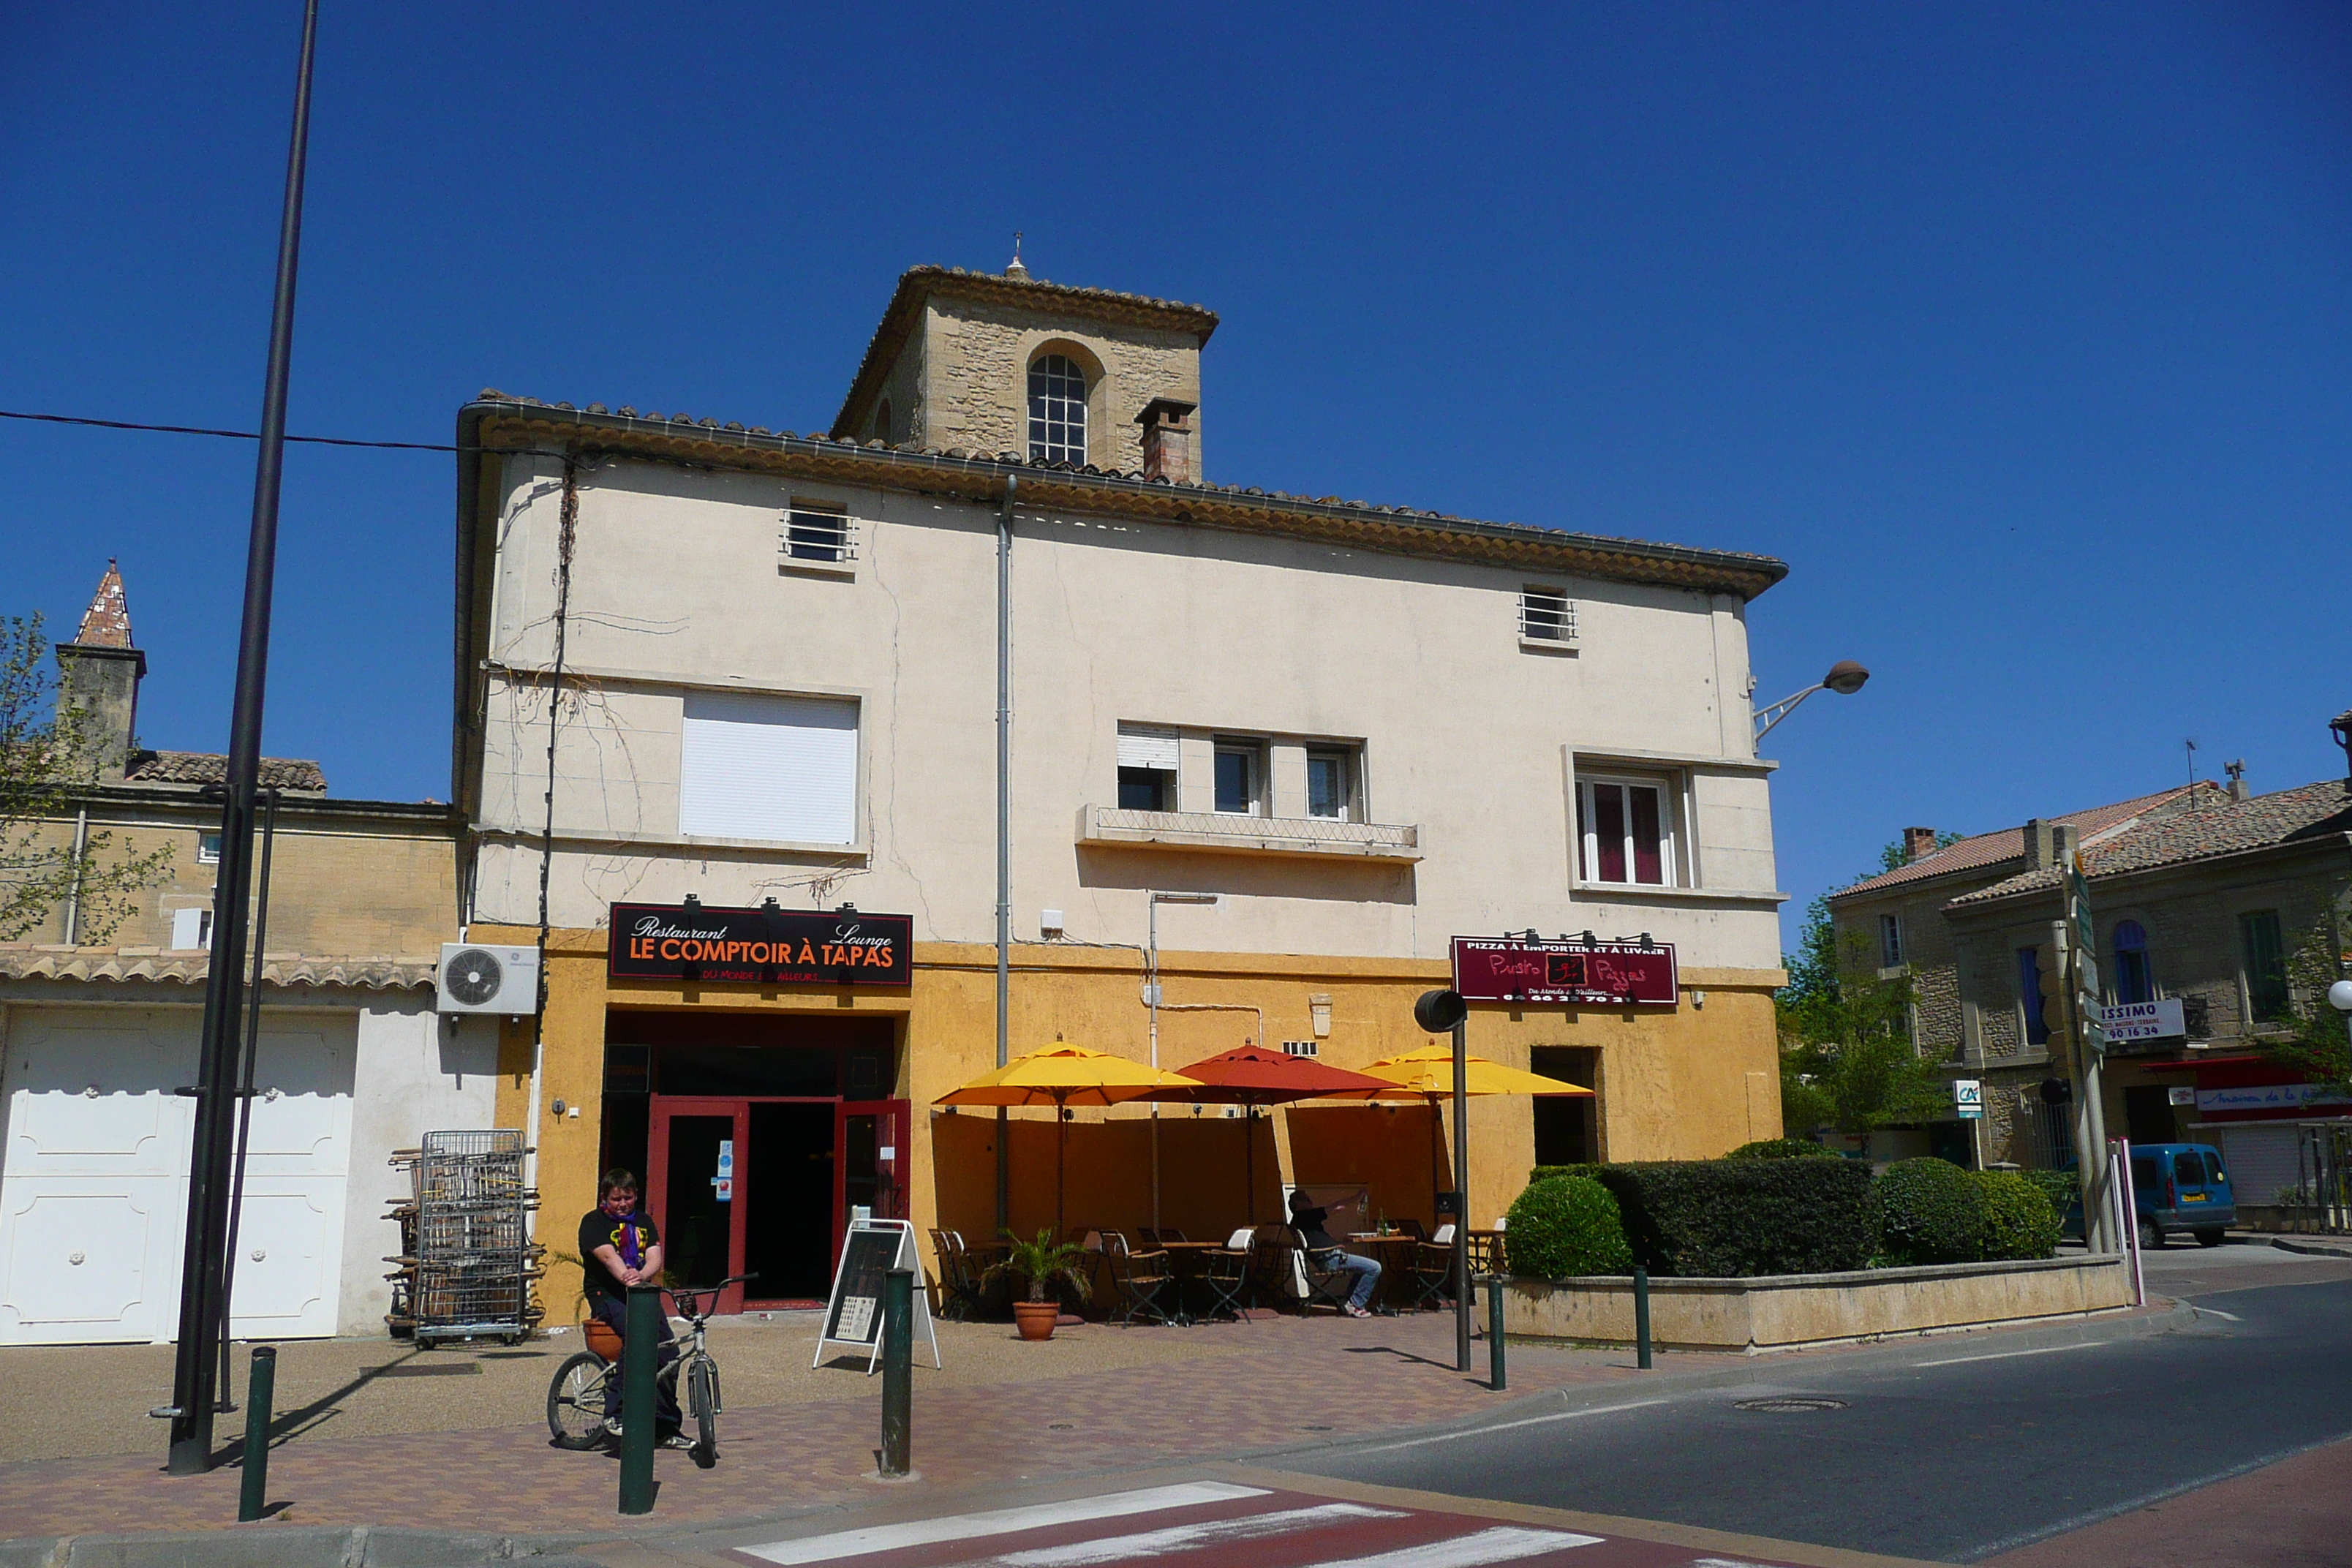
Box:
(0, 1311, 1666, 1542)
(1983, 1434, 2352, 1567)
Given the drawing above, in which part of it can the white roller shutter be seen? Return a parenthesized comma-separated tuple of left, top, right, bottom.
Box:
(2213, 1123, 2302, 1206)
(1117, 723, 1179, 772)
(679, 690, 859, 845)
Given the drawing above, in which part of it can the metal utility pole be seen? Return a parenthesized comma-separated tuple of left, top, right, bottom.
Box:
(994, 475, 1015, 1235)
(1451, 1017, 1471, 1373)
(165, 0, 317, 1476)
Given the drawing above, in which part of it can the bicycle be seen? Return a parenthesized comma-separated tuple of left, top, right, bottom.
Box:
(546, 1274, 753, 1467)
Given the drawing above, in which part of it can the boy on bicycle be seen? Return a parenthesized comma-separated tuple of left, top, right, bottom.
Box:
(580, 1169, 690, 1447)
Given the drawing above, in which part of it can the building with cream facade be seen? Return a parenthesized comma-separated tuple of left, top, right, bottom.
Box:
(454, 263, 1793, 1308)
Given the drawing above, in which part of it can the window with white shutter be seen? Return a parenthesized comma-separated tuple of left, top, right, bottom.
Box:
(679, 690, 859, 845)
(1116, 723, 1177, 812)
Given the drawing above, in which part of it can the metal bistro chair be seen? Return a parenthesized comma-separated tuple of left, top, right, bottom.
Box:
(1409, 1223, 1458, 1311)
(1196, 1227, 1255, 1322)
(1467, 1229, 1508, 1281)
(1106, 1240, 1176, 1327)
(930, 1230, 984, 1323)
(1298, 1243, 1360, 1315)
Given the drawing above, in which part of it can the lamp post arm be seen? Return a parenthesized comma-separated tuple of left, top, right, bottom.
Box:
(1752, 682, 1827, 742)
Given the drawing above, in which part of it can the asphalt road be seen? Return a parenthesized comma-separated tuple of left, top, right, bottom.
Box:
(1292, 1240, 2352, 1564)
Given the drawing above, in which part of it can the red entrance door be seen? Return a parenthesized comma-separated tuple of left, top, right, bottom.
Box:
(647, 1096, 911, 1313)
(645, 1098, 750, 1314)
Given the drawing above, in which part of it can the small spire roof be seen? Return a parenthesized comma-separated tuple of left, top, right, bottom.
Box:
(74, 560, 133, 649)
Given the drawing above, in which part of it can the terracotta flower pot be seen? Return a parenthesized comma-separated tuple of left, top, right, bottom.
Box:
(1012, 1300, 1060, 1341)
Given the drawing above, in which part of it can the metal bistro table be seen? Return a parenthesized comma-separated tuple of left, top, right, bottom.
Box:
(1156, 1240, 1231, 1324)
(1345, 1234, 1422, 1316)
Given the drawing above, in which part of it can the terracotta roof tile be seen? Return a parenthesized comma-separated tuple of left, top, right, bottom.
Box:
(72, 560, 133, 649)
(123, 750, 328, 792)
(0, 945, 431, 990)
(1829, 784, 2203, 900)
(1948, 777, 2352, 906)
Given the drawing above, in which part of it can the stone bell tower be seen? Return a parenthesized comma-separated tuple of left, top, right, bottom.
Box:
(55, 560, 145, 781)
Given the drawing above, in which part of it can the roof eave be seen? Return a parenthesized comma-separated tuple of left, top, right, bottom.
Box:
(456, 398, 1790, 601)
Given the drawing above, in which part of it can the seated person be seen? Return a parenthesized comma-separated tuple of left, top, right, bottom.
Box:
(579, 1169, 690, 1448)
(1286, 1189, 1382, 1318)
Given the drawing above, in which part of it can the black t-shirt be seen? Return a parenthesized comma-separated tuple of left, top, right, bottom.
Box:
(1288, 1205, 1338, 1252)
(579, 1207, 660, 1308)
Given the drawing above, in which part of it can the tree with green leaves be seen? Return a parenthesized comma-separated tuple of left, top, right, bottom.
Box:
(1, 614, 173, 942)
(1776, 837, 1956, 1136)
(2258, 907, 2352, 1098)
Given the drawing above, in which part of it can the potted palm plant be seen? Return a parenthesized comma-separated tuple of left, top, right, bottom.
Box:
(986, 1229, 1093, 1341)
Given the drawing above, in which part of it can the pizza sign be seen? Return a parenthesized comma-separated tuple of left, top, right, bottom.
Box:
(1450, 935, 1678, 1007)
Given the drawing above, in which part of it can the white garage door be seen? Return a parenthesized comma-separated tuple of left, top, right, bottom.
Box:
(0, 1007, 354, 1345)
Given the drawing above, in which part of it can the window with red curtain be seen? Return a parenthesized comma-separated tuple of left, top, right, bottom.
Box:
(1578, 779, 1673, 886)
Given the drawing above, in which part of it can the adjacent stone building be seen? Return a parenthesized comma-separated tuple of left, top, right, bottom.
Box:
(453, 260, 1798, 1308)
(1828, 725, 2352, 1197)
(0, 568, 486, 1343)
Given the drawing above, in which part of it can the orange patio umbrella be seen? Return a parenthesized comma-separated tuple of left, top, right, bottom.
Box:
(935, 1044, 1197, 1238)
(1334, 1044, 1594, 1221)
(1139, 1044, 1395, 1224)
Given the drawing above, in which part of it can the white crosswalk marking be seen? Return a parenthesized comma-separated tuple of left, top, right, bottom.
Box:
(981, 1504, 1406, 1567)
(1300, 1526, 1604, 1567)
(739, 1482, 1271, 1564)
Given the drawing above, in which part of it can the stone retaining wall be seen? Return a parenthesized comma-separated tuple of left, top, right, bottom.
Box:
(1501, 1254, 2135, 1353)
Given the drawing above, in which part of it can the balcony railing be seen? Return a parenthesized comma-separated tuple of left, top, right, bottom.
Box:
(1077, 804, 1422, 862)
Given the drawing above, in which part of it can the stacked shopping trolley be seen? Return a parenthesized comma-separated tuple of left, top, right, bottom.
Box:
(385, 1130, 546, 1346)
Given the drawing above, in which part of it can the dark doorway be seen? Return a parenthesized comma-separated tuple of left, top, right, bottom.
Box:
(2124, 1085, 2179, 1147)
(1928, 1120, 1977, 1169)
(745, 1102, 835, 1301)
(661, 1112, 736, 1289)
(1531, 1047, 1600, 1166)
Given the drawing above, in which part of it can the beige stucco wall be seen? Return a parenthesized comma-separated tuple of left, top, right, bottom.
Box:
(469, 452, 1785, 973)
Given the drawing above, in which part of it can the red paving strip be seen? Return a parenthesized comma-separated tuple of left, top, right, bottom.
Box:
(725, 1482, 1824, 1568)
(0, 1317, 1649, 1541)
(1980, 1433, 2352, 1568)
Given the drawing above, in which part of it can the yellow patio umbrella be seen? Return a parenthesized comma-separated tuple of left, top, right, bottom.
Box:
(935, 1044, 1199, 1238)
(1338, 1044, 1594, 1222)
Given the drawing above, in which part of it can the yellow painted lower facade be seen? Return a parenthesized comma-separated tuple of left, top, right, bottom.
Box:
(484, 922, 1783, 1301)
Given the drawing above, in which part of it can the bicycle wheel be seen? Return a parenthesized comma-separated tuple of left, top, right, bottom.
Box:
(546, 1351, 611, 1450)
(688, 1358, 719, 1465)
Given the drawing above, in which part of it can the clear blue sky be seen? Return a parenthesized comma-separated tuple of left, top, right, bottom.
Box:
(5, 3, 2347, 951)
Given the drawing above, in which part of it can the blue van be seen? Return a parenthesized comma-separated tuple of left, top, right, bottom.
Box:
(2066, 1142, 2236, 1246)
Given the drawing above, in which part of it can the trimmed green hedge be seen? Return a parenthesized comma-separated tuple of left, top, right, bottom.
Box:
(1588, 1159, 1880, 1278)
(1504, 1176, 1634, 1278)
(1529, 1164, 1605, 1186)
(1879, 1158, 1985, 1264)
(1722, 1137, 1839, 1160)
(1975, 1172, 2062, 1261)
(2023, 1169, 2078, 1222)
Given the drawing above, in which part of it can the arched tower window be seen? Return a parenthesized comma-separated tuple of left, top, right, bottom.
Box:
(1027, 353, 1088, 464)
(2113, 919, 2152, 1006)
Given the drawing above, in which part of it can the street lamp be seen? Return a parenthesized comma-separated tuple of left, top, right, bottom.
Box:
(1754, 660, 1871, 742)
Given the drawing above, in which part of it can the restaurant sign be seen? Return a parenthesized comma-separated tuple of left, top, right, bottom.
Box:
(1450, 935, 1678, 1007)
(608, 901, 912, 986)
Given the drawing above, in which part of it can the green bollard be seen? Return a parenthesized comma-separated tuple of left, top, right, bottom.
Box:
(1633, 1265, 1654, 1371)
(618, 1284, 658, 1515)
(237, 1346, 276, 1522)
(1486, 1277, 1507, 1392)
(880, 1268, 913, 1477)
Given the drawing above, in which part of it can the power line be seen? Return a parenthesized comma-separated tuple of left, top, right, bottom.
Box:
(0, 407, 460, 451)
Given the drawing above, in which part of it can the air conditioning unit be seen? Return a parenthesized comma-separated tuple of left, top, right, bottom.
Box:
(436, 943, 540, 1016)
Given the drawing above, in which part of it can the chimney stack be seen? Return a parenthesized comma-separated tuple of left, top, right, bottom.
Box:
(2023, 818, 2055, 871)
(55, 561, 143, 782)
(1902, 826, 1941, 863)
(2225, 759, 2250, 802)
(1136, 397, 1198, 484)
